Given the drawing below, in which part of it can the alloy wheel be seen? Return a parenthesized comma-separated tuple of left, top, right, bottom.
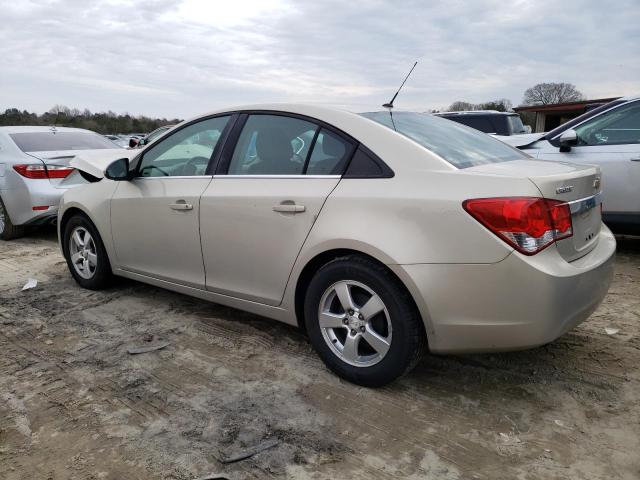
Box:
(318, 280, 392, 367)
(69, 227, 98, 279)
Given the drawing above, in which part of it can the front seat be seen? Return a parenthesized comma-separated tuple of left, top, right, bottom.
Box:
(248, 126, 297, 174)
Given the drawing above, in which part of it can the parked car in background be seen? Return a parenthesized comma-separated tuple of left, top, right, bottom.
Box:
(496, 96, 640, 234)
(435, 110, 530, 135)
(0, 126, 125, 240)
(59, 104, 614, 386)
(129, 125, 175, 148)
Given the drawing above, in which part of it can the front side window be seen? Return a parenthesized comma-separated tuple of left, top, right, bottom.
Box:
(137, 116, 229, 177)
(575, 101, 640, 146)
(361, 111, 527, 169)
(507, 115, 526, 134)
(228, 115, 318, 175)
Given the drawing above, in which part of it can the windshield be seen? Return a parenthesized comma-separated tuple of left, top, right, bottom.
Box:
(9, 131, 118, 152)
(146, 126, 172, 143)
(507, 115, 527, 134)
(361, 111, 527, 168)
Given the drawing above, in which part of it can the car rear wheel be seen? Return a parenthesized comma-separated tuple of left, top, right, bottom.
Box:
(304, 256, 426, 387)
(63, 215, 112, 289)
(0, 196, 25, 240)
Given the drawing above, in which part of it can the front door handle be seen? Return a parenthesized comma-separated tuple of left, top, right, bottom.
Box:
(630, 156, 640, 162)
(273, 203, 305, 213)
(169, 200, 193, 211)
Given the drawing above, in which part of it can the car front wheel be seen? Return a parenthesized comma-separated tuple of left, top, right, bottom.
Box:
(63, 215, 112, 289)
(304, 256, 426, 387)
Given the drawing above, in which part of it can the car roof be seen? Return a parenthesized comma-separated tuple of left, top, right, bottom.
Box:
(434, 110, 517, 116)
(0, 125, 96, 134)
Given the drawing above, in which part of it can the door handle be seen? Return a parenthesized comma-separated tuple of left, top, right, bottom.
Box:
(272, 203, 305, 213)
(169, 201, 193, 211)
(630, 156, 640, 162)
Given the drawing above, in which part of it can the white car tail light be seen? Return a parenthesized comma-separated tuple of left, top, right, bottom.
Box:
(463, 197, 573, 255)
(13, 164, 74, 179)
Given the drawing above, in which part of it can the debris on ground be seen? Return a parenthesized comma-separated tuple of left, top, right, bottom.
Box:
(21, 278, 37, 290)
(217, 438, 280, 464)
(126, 342, 170, 355)
(605, 327, 620, 335)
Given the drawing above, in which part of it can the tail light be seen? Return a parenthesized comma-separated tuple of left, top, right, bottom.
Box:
(463, 197, 573, 255)
(13, 164, 74, 179)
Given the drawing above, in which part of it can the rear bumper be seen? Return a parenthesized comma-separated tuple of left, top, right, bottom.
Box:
(1, 181, 64, 226)
(395, 225, 616, 353)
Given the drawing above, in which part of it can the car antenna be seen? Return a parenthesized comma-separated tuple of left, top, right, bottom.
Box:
(382, 61, 418, 109)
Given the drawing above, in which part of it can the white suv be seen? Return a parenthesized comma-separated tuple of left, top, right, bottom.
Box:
(497, 96, 640, 234)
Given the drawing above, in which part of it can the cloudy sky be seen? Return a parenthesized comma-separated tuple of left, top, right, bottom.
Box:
(1, 0, 638, 118)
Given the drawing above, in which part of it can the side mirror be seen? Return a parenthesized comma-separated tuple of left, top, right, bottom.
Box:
(105, 158, 131, 181)
(138, 138, 147, 147)
(129, 137, 139, 148)
(559, 129, 578, 152)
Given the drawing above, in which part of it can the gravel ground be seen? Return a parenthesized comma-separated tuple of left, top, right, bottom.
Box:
(1, 228, 639, 480)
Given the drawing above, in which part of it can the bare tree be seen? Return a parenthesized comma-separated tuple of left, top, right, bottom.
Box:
(522, 82, 584, 105)
(448, 101, 476, 112)
(446, 99, 513, 112)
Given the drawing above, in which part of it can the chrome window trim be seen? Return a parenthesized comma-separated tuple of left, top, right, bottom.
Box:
(567, 192, 602, 215)
(212, 174, 341, 179)
(133, 175, 214, 180)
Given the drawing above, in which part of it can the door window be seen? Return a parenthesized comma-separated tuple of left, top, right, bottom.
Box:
(306, 129, 353, 175)
(228, 115, 318, 175)
(137, 116, 229, 177)
(575, 101, 640, 146)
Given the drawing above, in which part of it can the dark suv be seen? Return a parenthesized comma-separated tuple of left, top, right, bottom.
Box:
(435, 111, 528, 136)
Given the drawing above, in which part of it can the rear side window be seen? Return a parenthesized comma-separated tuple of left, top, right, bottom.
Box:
(228, 115, 318, 175)
(361, 111, 528, 169)
(306, 129, 353, 175)
(9, 131, 117, 152)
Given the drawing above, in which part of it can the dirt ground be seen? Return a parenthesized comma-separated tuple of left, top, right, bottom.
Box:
(1, 229, 638, 480)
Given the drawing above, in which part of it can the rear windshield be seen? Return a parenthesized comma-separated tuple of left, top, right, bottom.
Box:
(9, 131, 117, 152)
(360, 111, 527, 168)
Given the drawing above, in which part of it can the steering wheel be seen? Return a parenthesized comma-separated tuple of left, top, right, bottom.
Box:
(184, 156, 210, 175)
(139, 164, 170, 176)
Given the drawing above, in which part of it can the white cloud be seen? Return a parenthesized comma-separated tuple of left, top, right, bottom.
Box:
(0, 0, 637, 118)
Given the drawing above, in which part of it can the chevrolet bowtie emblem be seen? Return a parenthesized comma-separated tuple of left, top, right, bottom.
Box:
(593, 177, 601, 189)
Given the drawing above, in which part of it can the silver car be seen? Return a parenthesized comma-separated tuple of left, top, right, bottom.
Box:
(0, 126, 124, 240)
(58, 105, 616, 386)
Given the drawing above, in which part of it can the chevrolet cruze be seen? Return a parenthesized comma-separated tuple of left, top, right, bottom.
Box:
(58, 104, 616, 386)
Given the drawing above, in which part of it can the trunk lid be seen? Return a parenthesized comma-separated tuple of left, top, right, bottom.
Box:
(466, 159, 602, 261)
(25, 148, 129, 188)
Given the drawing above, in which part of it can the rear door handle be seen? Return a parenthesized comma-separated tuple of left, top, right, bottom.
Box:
(272, 203, 305, 213)
(631, 156, 640, 162)
(169, 201, 193, 211)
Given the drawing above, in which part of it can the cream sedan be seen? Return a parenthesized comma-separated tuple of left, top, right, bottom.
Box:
(58, 105, 616, 386)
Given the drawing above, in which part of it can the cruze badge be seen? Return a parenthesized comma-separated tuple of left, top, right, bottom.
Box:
(556, 185, 573, 194)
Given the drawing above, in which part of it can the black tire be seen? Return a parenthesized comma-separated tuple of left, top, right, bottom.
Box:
(62, 214, 113, 289)
(0, 196, 25, 240)
(304, 255, 426, 387)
